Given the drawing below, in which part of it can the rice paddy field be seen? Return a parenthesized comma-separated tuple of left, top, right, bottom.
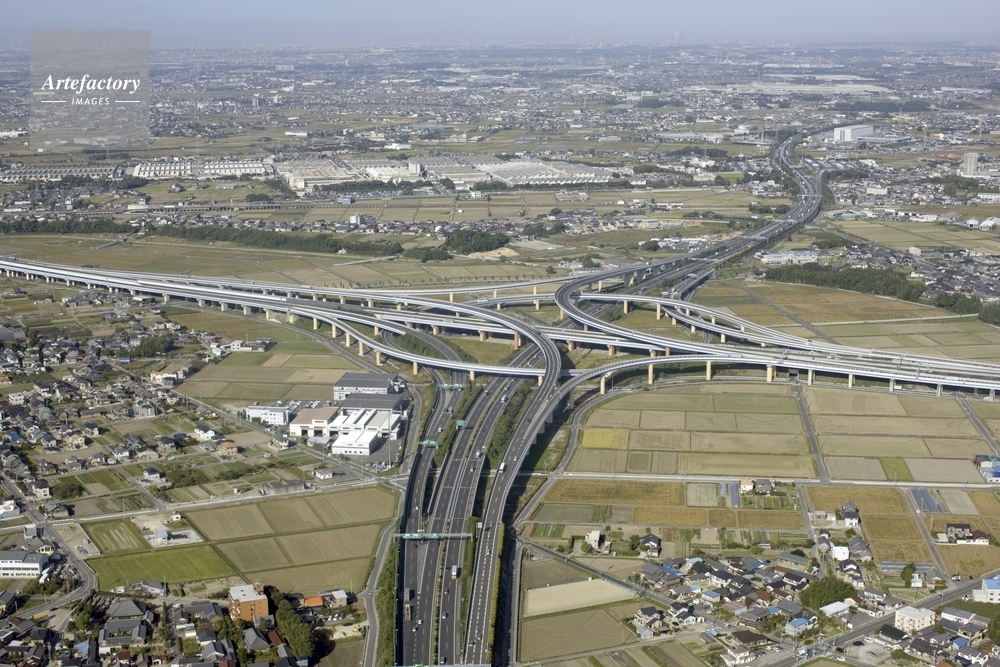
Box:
(568, 383, 815, 477)
(88, 486, 397, 593)
(802, 387, 993, 484)
(532, 478, 803, 537)
(830, 217, 1000, 256)
(519, 603, 641, 661)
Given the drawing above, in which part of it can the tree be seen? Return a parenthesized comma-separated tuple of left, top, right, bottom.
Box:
(988, 614, 1000, 642)
(980, 302, 1000, 326)
(640, 240, 660, 252)
(444, 230, 510, 254)
(901, 563, 916, 587)
(135, 336, 171, 357)
(545, 266, 556, 276)
(799, 575, 856, 610)
(581, 540, 593, 554)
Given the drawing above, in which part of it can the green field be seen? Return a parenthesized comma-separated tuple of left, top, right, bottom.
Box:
(89, 544, 235, 588)
(85, 519, 150, 553)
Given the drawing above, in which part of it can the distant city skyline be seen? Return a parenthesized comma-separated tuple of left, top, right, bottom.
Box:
(2, 0, 1000, 47)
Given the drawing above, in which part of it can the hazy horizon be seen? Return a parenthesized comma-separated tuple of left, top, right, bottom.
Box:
(3, 0, 1000, 48)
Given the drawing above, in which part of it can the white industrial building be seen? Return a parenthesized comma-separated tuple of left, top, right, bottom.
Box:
(757, 250, 818, 267)
(962, 152, 979, 178)
(334, 372, 399, 401)
(831, 125, 873, 142)
(132, 162, 195, 180)
(244, 406, 291, 426)
(0, 550, 49, 578)
(330, 430, 380, 456)
(330, 409, 401, 438)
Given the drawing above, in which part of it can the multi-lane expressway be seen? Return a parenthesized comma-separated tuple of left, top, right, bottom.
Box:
(3, 131, 1000, 666)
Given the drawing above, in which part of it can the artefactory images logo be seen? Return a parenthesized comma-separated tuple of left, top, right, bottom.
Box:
(30, 30, 150, 151)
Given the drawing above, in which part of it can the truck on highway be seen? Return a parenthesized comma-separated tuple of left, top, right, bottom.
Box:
(451, 565, 459, 579)
(498, 462, 506, 473)
(404, 604, 412, 621)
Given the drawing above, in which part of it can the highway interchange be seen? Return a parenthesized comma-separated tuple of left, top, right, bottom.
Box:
(4, 130, 1000, 666)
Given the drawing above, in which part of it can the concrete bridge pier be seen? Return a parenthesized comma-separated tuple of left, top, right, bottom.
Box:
(648, 364, 654, 385)
(664, 347, 670, 356)
(991, 389, 996, 401)
(288, 313, 298, 324)
(367, 298, 374, 308)
(533, 285, 538, 296)
(449, 293, 454, 302)
(705, 361, 712, 381)
(807, 368, 814, 385)
(559, 308, 565, 320)
(583, 324, 589, 332)
(163, 294, 170, 303)
(623, 300, 629, 314)
(720, 333, 727, 343)
(479, 330, 488, 341)
(220, 303, 227, 312)
(313, 317, 319, 330)
(514, 332, 522, 349)
(740, 325, 745, 333)
(496, 303, 502, 310)
(600, 375, 606, 395)
(656, 303, 662, 320)
(243, 305, 251, 315)
(937, 384, 943, 397)
(889, 378, 895, 392)
(375, 350, 382, 365)
(469, 370, 476, 381)
(286, 291, 293, 298)
(534, 300, 540, 310)
(433, 325, 441, 336)
(339, 296, 345, 304)
(358, 340, 365, 355)
(345, 332, 352, 346)
(711, 316, 716, 325)
(690, 324, 696, 334)
(198, 299, 206, 307)
(848, 374, 855, 389)
(671, 317, 677, 326)
(537, 375, 543, 387)
(264, 309, 273, 319)
(607, 345, 618, 357)
(373, 326, 380, 337)
(413, 361, 419, 375)
(766, 366, 774, 383)
(567, 340, 576, 352)
(331, 324, 338, 338)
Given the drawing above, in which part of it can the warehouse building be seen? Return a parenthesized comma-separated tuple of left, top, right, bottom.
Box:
(333, 372, 400, 401)
(244, 405, 291, 426)
(0, 550, 49, 578)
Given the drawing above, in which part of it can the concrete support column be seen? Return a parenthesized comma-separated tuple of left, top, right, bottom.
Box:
(455, 311, 461, 318)
(991, 388, 996, 401)
(243, 305, 251, 315)
(286, 291, 293, 298)
(479, 330, 488, 342)
(339, 295, 345, 304)
(367, 298, 374, 308)
(432, 325, 440, 336)
(889, 378, 896, 392)
(807, 368, 814, 385)
(263, 289, 270, 295)
(706, 361, 712, 381)
(671, 317, 677, 325)
(312, 293, 318, 301)
(559, 308, 565, 320)
(538, 375, 543, 387)
(598, 280, 603, 291)
(740, 325, 745, 333)
(313, 317, 319, 330)
(449, 293, 454, 302)
(413, 361, 419, 375)
(767, 366, 774, 383)
(373, 326, 380, 337)
(220, 303, 227, 312)
(331, 324, 338, 338)
(264, 309, 272, 320)
(648, 364, 654, 385)
(690, 324, 696, 334)
(198, 299, 205, 307)
(163, 294, 170, 303)
(397, 303, 402, 311)
(656, 303, 662, 320)
(567, 340, 575, 352)
(469, 370, 476, 381)
(649, 349, 657, 357)
(607, 345, 615, 357)
(534, 300, 540, 311)
(664, 347, 670, 356)
(493, 289, 498, 299)
(65, 279, 71, 286)
(358, 340, 365, 355)
(533, 285, 538, 295)
(600, 375, 606, 395)
(583, 324, 589, 332)
(45, 276, 50, 283)
(937, 384, 943, 397)
(496, 303, 501, 310)
(685, 308, 690, 316)
(345, 332, 352, 346)
(623, 300, 629, 314)
(288, 313, 298, 324)
(375, 350, 382, 365)
(720, 333, 727, 343)
(848, 374, 855, 389)
(761, 342, 766, 348)
(514, 332, 522, 349)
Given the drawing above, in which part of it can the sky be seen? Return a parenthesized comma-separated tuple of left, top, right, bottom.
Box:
(3, 0, 1000, 48)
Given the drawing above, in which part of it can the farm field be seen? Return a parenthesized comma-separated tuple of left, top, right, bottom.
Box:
(519, 606, 638, 661)
(177, 337, 363, 411)
(91, 486, 397, 594)
(89, 544, 236, 588)
(84, 520, 149, 554)
(830, 217, 1000, 256)
(524, 579, 633, 617)
(801, 387, 994, 482)
(937, 545, 1000, 578)
(570, 383, 815, 477)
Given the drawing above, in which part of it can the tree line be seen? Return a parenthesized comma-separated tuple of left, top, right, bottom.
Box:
(765, 263, 925, 302)
(444, 230, 510, 254)
(153, 225, 403, 257)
